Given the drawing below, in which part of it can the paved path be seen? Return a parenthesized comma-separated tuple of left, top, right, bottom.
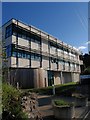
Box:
(37, 95, 90, 119)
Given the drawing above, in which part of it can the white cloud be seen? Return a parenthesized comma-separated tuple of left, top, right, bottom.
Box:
(78, 46, 87, 50)
(85, 41, 90, 45)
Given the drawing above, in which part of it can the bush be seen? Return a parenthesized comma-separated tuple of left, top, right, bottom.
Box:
(22, 82, 77, 96)
(2, 83, 28, 119)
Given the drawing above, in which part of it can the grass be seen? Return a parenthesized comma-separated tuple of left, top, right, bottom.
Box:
(54, 99, 72, 106)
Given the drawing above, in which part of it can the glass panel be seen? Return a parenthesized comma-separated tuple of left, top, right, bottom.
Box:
(31, 54, 34, 60)
(6, 45, 11, 57)
(12, 51, 16, 57)
(5, 24, 12, 38)
(18, 52, 22, 58)
(26, 54, 30, 59)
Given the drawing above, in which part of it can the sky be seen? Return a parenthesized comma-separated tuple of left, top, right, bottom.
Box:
(2, 2, 88, 54)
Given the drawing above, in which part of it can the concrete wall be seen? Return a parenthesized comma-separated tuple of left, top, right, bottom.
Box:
(42, 39, 48, 53)
(9, 68, 48, 88)
(11, 57, 16, 67)
(51, 62, 57, 70)
(62, 72, 72, 84)
(54, 72, 61, 85)
(31, 60, 40, 68)
(31, 41, 40, 50)
(12, 35, 16, 44)
(10, 68, 34, 88)
(18, 58, 29, 67)
(18, 37, 29, 48)
(50, 46, 56, 55)
(73, 73, 80, 82)
(58, 63, 63, 71)
(42, 56, 49, 69)
(9, 68, 80, 89)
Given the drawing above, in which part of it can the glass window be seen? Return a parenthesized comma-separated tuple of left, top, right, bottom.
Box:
(26, 54, 30, 59)
(6, 45, 11, 57)
(31, 38, 35, 42)
(18, 33, 22, 38)
(22, 52, 26, 58)
(26, 36, 31, 41)
(18, 52, 22, 58)
(12, 51, 16, 57)
(22, 32, 26, 39)
(5, 25, 12, 38)
(31, 53, 41, 61)
(31, 54, 34, 60)
(35, 55, 41, 61)
(13, 31, 17, 36)
(35, 39, 40, 44)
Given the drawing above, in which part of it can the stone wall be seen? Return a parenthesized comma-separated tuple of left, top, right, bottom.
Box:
(21, 92, 42, 119)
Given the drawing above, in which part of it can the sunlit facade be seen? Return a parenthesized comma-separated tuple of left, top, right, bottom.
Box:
(2, 18, 83, 88)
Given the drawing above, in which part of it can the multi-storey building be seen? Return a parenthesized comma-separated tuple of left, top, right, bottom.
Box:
(2, 18, 83, 88)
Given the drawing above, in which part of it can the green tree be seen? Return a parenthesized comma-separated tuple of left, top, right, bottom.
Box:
(2, 83, 28, 119)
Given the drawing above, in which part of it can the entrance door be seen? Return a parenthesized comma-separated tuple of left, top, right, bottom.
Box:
(48, 71, 54, 86)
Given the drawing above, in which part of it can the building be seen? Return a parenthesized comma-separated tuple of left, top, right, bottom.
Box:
(2, 18, 83, 88)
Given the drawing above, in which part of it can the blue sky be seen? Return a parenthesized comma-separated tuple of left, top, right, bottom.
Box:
(2, 2, 88, 54)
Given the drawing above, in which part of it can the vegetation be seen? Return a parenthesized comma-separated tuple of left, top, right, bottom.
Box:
(2, 83, 28, 120)
(22, 82, 78, 96)
(82, 67, 90, 75)
(83, 54, 90, 68)
(54, 99, 73, 106)
(80, 54, 90, 75)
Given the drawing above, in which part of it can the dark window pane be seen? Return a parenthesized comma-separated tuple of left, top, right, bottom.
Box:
(5, 24, 12, 38)
(12, 51, 16, 57)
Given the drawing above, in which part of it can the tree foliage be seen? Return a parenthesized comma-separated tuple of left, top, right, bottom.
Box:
(2, 83, 28, 119)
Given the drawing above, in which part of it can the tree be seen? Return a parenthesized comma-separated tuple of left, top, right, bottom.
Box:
(2, 83, 28, 119)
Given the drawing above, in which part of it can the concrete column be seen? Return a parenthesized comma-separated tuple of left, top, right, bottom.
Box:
(60, 71, 63, 84)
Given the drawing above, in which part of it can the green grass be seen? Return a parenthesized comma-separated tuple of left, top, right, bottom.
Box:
(54, 99, 72, 106)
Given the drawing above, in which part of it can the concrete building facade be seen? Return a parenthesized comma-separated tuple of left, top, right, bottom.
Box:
(2, 18, 83, 88)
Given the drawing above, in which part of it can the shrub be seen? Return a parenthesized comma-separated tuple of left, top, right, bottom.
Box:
(2, 83, 28, 119)
(22, 82, 77, 96)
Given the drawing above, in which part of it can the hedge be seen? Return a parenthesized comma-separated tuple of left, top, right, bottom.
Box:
(22, 82, 78, 96)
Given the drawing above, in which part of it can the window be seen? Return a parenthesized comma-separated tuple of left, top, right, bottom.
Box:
(6, 45, 11, 57)
(35, 39, 40, 44)
(31, 54, 34, 60)
(5, 25, 12, 38)
(31, 53, 41, 61)
(12, 51, 16, 57)
(22, 52, 26, 58)
(35, 54, 41, 61)
(26, 54, 30, 59)
(18, 52, 22, 58)
(22, 31, 27, 39)
(26, 36, 31, 41)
